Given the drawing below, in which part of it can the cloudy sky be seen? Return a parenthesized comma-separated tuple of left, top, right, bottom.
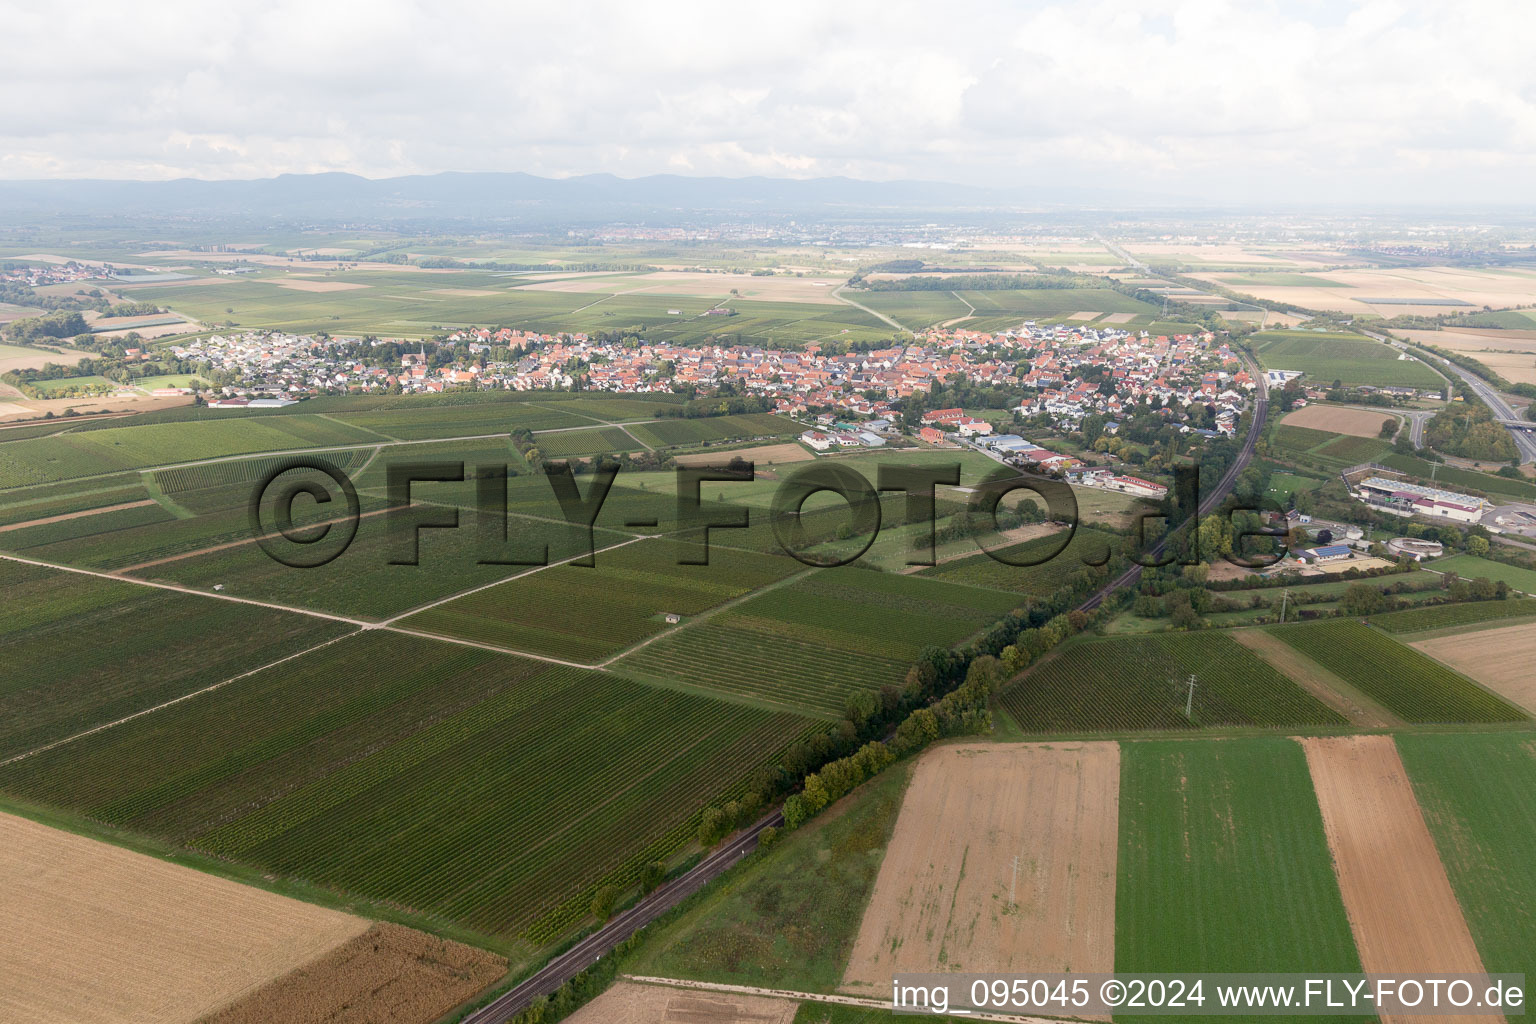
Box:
(4, 0, 1534, 203)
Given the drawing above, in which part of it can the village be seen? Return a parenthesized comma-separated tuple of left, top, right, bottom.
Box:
(169, 319, 1252, 469)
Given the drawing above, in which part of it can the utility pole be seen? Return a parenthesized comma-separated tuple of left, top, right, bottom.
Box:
(1185, 675, 1197, 720)
(1280, 588, 1290, 624)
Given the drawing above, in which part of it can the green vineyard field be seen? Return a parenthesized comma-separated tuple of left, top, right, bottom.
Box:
(0, 631, 812, 942)
(998, 632, 1348, 733)
(1264, 620, 1526, 723)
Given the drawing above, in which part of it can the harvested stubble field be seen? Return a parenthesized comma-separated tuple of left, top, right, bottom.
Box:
(0, 811, 370, 1024)
(1264, 620, 1526, 724)
(842, 742, 1119, 993)
(997, 632, 1347, 734)
(1399, 328, 1536, 386)
(1410, 621, 1536, 715)
(0, 632, 812, 942)
(1299, 736, 1492, 1019)
(1116, 739, 1365, 995)
(196, 922, 506, 1024)
(1280, 405, 1397, 438)
(566, 981, 799, 1024)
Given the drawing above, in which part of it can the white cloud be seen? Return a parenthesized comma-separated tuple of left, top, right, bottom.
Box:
(1, 0, 1534, 202)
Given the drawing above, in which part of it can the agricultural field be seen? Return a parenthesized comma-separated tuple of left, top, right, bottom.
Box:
(997, 632, 1347, 734)
(1398, 327, 1536, 386)
(0, 811, 372, 1024)
(532, 424, 644, 457)
(1430, 554, 1536, 594)
(0, 631, 813, 944)
(627, 763, 913, 993)
(131, 507, 626, 620)
(1370, 597, 1536, 634)
(1397, 733, 1536, 982)
(1263, 620, 1527, 724)
(1115, 739, 1365, 990)
(198, 922, 506, 1024)
(1252, 330, 1444, 389)
(852, 290, 974, 329)
(1281, 404, 1397, 438)
(0, 559, 351, 760)
(619, 569, 1019, 715)
(0, 414, 382, 489)
(1300, 736, 1492, 979)
(0, 474, 151, 527)
(567, 983, 798, 1024)
(400, 539, 803, 663)
(843, 742, 1119, 992)
(1203, 265, 1536, 318)
(329, 400, 595, 440)
(913, 526, 1121, 594)
(1410, 621, 1536, 715)
(624, 412, 802, 449)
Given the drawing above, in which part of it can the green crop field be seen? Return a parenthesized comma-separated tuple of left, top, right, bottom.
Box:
(1397, 734, 1536, 982)
(1265, 620, 1526, 723)
(854, 291, 974, 329)
(400, 539, 803, 663)
(998, 632, 1347, 734)
(0, 476, 150, 526)
(331, 401, 593, 440)
(1252, 330, 1443, 389)
(1117, 738, 1365, 1017)
(958, 287, 1156, 316)
(0, 500, 175, 551)
(1370, 598, 1536, 634)
(1272, 424, 1338, 456)
(154, 447, 377, 495)
(624, 413, 802, 449)
(0, 414, 383, 489)
(629, 762, 911, 992)
(915, 527, 1121, 595)
(0, 559, 351, 760)
(0, 630, 812, 943)
(533, 425, 644, 457)
(1312, 434, 1389, 463)
(132, 508, 626, 620)
(619, 569, 1019, 715)
(1431, 554, 1536, 594)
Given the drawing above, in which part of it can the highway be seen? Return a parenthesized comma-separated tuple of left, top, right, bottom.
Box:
(1362, 328, 1536, 465)
(461, 811, 783, 1024)
(1079, 350, 1268, 612)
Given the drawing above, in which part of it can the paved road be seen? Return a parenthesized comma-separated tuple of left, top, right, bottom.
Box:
(1364, 328, 1536, 465)
(461, 811, 783, 1024)
(1079, 351, 1268, 612)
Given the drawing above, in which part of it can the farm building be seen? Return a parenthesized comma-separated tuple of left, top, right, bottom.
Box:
(1302, 544, 1354, 563)
(1106, 475, 1168, 498)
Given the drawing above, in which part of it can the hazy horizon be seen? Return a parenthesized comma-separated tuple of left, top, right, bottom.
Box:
(5, 0, 1535, 206)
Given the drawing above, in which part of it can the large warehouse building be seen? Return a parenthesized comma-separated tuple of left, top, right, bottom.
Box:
(1354, 476, 1488, 523)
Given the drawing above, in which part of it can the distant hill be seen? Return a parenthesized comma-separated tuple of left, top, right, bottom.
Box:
(0, 171, 1177, 226)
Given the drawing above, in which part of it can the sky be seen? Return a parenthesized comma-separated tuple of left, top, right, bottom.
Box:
(4, 0, 1535, 204)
